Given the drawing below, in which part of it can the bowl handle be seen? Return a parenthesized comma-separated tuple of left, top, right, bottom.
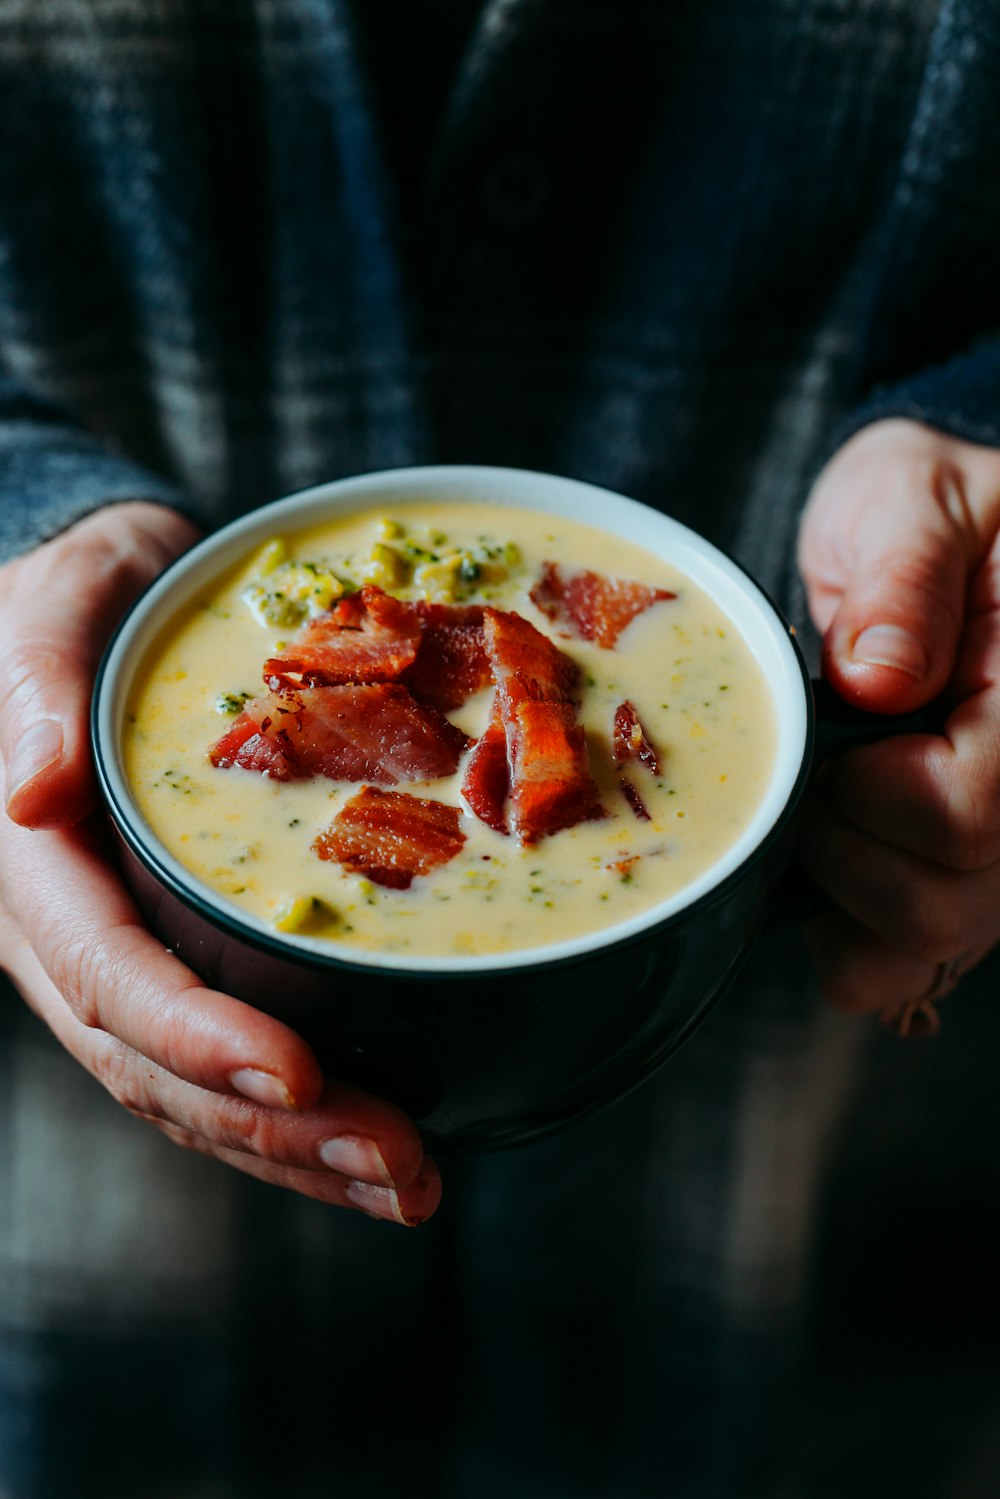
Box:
(810, 676, 943, 759)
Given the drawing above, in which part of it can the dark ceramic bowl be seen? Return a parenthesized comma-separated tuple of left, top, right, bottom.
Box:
(92, 466, 813, 1151)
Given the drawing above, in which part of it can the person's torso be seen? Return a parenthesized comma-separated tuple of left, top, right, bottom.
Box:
(2, 0, 998, 602)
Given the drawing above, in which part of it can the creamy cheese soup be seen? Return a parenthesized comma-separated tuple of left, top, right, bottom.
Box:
(124, 502, 776, 959)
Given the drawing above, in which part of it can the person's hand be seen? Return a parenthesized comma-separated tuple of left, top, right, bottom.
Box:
(797, 419, 1000, 1032)
(0, 503, 440, 1223)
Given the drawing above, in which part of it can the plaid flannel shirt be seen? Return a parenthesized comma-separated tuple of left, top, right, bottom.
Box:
(2, 3, 1000, 1495)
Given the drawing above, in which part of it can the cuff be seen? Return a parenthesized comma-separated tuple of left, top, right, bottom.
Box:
(0, 394, 200, 564)
(821, 337, 1000, 472)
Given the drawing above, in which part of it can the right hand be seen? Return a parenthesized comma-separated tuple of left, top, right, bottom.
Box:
(0, 503, 441, 1225)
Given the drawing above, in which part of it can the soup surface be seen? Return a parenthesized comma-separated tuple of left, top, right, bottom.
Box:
(124, 501, 776, 958)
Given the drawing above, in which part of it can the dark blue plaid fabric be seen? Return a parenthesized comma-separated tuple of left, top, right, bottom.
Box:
(2, 3, 1000, 1496)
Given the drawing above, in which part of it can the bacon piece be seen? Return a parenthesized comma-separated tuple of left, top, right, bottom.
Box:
(209, 710, 295, 779)
(472, 609, 603, 842)
(265, 587, 493, 711)
(530, 561, 674, 649)
(401, 602, 492, 710)
(612, 700, 661, 774)
(460, 706, 509, 834)
(620, 778, 652, 822)
(264, 586, 423, 690)
(314, 786, 466, 889)
(506, 696, 606, 843)
(483, 606, 580, 706)
(209, 684, 469, 785)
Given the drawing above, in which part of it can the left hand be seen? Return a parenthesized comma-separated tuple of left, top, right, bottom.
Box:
(0, 505, 441, 1223)
(797, 418, 1000, 1031)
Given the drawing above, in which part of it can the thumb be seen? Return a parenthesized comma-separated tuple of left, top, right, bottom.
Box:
(799, 421, 986, 716)
(0, 502, 200, 828)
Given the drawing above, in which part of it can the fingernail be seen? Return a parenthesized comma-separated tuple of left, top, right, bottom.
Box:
(6, 719, 64, 804)
(344, 1179, 421, 1226)
(318, 1134, 395, 1186)
(229, 1068, 296, 1109)
(851, 624, 927, 679)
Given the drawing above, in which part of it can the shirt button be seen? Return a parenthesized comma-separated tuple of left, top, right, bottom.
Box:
(478, 152, 548, 229)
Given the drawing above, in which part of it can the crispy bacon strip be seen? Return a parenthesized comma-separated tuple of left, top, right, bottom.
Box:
(264, 586, 423, 690)
(209, 684, 469, 785)
(483, 606, 580, 706)
(400, 602, 491, 710)
(266, 586, 493, 712)
(469, 609, 603, 843)
(612, 700, 661, 774)
(506, 695, 606, 843)
(209, 709, 295, 780)
(314, 786, 466, 889)
(530, 561, 674, 649)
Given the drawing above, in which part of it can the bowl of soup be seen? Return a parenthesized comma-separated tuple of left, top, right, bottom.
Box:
(92, 466, 812, 1150)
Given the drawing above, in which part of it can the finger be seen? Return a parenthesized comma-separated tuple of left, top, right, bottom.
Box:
(0, 502, 199, 828)
(821, 545, 1000, 870)
(822, 717, 1000, 870)
(804, 439, 969, 712)
(798, 421, 1000, 715)
(803, 906, 992, 1016)
(134, 1078, 429, 1190)
(142, 1120, 442, 1224)
(7, 918, 432, 1195)
(2, 815, 325, 1110)
(798, 795, 1000, 964)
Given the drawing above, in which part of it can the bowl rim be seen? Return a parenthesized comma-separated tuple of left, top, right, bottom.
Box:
(91, 463, 815, 977)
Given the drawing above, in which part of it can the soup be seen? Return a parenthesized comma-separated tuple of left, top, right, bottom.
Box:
(124, 501, 776, 959)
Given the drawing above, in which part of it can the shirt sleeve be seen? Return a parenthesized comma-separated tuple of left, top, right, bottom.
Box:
(0, 373, 196, 564)
(827, 335, 1000, 464)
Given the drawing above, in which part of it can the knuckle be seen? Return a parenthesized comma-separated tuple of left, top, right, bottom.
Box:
(91, 1034, 154, 1114)
(46, 930, 102, 1027)
(0, 637, 64, 730)
(217, 1104, 286, 1162)
(942, 777, 1000, 871)
(67, 524, 150, 603)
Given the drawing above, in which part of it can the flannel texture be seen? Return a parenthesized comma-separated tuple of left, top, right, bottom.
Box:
(2, 3, 1000, 1497)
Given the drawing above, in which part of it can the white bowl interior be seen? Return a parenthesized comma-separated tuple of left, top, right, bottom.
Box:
(96, 466, 810, 973)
